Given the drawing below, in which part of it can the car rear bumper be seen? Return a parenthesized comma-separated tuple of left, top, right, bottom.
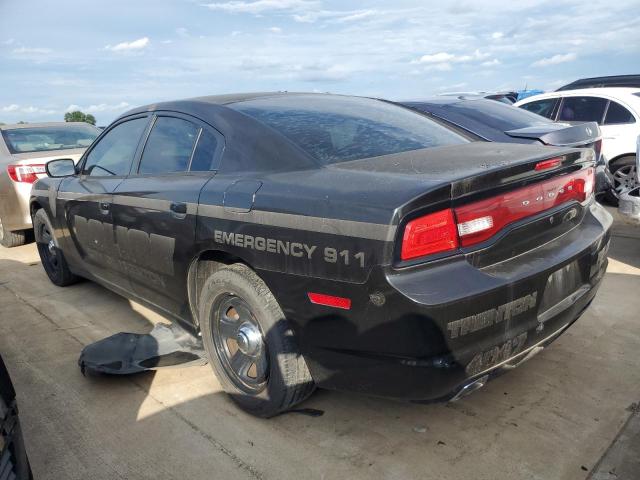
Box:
(294, 201, 612, 401)
(0, 177, 32, 231)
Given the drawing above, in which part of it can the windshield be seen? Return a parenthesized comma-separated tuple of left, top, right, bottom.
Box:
(2, 125, 99, 154)
(231, 95, 467, 164)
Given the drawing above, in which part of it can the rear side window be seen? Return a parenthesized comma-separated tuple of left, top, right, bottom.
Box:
(139, 117, 199, 174)
(558, 96, 607, 123)
(190, 129, 222, 171)
(519, 98, 558, 119)
(231, 95, 466, 164)
(604, 101, 636, 124)
(83, 117, 147, 176)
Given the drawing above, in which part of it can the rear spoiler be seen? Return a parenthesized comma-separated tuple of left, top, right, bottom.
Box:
(505, 122, 600, 147)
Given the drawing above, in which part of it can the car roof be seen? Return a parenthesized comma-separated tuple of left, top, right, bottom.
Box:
(515, 87, 640, 104)
(0, 121, 97, 131)
(556, 74, 640, 91)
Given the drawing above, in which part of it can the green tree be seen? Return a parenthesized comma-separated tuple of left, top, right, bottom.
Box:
(64, 110, 96, 125)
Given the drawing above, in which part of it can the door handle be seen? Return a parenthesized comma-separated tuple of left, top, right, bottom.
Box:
(170, 202, 188, 219)
(99, 202, 110, 214)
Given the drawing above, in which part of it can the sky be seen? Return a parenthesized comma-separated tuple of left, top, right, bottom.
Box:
(1, 0, 639, 125)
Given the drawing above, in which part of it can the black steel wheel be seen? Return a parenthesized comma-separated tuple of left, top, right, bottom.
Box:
(33, 209, 78, 286)
(212, 294, 269, 394)
(199, 263, 315, 417)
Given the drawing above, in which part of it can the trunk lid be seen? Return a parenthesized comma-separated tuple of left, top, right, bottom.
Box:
(332, 142, 594, 202)
(333, 142, 596, 266)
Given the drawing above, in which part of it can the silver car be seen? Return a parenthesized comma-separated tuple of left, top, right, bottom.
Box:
(0, 122, 100, 247)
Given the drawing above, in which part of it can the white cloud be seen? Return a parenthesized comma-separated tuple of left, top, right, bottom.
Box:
(414, 49, 490, 72)
(531, 52, 577, 67)
(105, 37, 150, 52)
(268, 26, 282, 33)
(12, 46, 52, 54)
(491, 31, 504, 39)
(481, 58, 501, 66)
(417, 52, 456, 64)
(1, 104, 56, 115)
(65, 102, 130, 113)
(201, 0, 316, 14)
(1, 38, 15, 45)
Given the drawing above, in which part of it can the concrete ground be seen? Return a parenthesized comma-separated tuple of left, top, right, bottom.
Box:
(1, 220, 639, 480)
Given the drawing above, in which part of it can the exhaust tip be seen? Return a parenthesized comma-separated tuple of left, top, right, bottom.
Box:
(450, 374, 489, 402)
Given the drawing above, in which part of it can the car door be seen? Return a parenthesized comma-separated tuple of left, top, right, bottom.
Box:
(600, 99, 638, 159)
(111, 113, 224, 321)
(58, 115, 150, 289)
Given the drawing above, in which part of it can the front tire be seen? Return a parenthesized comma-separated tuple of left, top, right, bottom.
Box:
(0, 216, 26, 248)
(33, 209, 78, 287)
(199, 263, 315, 417)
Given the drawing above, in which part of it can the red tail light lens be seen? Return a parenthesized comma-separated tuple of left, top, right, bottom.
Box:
(400, 167, 594, 260)
(7, 164, 46, 183)
(400, 209, 458, 260)
(455, 167, 594, 247)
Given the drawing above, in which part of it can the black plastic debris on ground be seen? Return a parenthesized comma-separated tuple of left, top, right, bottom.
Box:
(79, 323, 207, 375)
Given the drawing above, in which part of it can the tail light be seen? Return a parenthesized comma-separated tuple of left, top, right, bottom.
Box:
(400, 209, 458, 260)
(400, 167, 594, 261)
(7, 164, 46, 183)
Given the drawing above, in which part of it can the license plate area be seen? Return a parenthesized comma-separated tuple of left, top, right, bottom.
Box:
(537, 260, 589, 325)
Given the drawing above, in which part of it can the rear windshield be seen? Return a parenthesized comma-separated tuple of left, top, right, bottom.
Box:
(2, 125, 99, 154)
(231, 95, 467, 164)
(443, 99, 552, 131)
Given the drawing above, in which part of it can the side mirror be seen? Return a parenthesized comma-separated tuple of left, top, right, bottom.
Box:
(46, 159, 76, 178)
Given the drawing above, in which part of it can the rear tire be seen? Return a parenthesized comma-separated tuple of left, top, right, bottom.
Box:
(0, 216, 26, 248)
(33, 209, 78, 287)
(606, 155, 638, 206)
(199, 263, 315, 417)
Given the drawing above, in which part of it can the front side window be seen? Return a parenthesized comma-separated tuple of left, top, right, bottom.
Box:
(2, 125, 99, 154)
(138, 117, 200, 174)
(519, 98, 558, 119)
(604, 101, 636, 125)
(557, 96, 607, 123)
(83, 117, 148, 176)
(231, 95, 467, 165)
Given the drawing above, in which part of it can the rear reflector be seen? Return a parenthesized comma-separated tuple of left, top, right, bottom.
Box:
(401, 209, 458, 260)
(308, 292, 352, 310)
(7, 164, 46, 183)
(400, 167, 595, 260)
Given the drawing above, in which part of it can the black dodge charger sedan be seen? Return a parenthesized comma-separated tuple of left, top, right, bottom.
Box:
(30, 93, 611, 417)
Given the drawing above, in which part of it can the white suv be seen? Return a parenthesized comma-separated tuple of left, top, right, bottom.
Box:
(515, 88, 640, 203)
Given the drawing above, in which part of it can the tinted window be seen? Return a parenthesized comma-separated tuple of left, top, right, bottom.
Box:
(190, 129, 221, 171)
(231, 95, 466, 164)
(558, 96, 607, 123)
(519, 98, 558, 119)
(2, 125, 99, 154)
(604, 101, 636, 124)
(441, 99, 552, 131)
(139, 117, 199, 174)
(83, 118, 147, 176)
